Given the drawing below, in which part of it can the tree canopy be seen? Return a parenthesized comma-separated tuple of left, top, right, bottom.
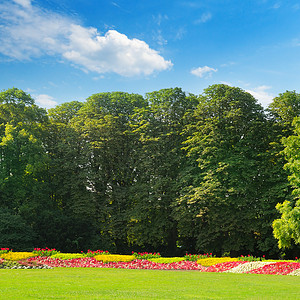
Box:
(0, 86, 299, 257)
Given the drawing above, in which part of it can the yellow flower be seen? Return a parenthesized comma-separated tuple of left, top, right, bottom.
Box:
(0, 252, 35, 261)
(197, 257, 239, 266)
(94, 254, 135, 263)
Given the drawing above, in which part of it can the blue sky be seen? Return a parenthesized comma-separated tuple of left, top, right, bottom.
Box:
(1, 0, 300, 109)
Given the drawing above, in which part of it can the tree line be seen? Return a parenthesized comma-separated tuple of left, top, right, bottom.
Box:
(1, 85, 300, 258)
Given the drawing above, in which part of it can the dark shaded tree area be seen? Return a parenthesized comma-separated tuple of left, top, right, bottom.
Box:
(0, 86, 299, 257)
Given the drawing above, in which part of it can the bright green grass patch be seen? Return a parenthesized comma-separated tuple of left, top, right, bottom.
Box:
(0, 268, 300, 299)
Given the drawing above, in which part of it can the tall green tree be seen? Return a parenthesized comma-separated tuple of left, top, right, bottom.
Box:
(41, 101, 99, 252)
(128, 88, 198, 254)
(0, 88, 49, 249)
(268, 91, 300, 255)
(72, 92, 148, 252)
(176, 84, 279, 255)
(273, 116, 300, 251)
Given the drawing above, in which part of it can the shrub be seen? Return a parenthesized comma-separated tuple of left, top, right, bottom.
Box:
(33, 248, 60, 257)
(132, 252, 161, 259)
(83, 249, 110, 257)
(0, 248, 11, 255)
(184, 253, 214, 261)
(238, 255, 265, 262)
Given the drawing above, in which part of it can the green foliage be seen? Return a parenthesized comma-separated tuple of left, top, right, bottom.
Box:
(0, 86, 298, 257)
(83, 250, 111, 257)
(127, 88, 198, 254)
(268, 91, 300, 126)
(132, 252, 161, 259)
(32, 248, 60, 257)
(273, 200, 300, 248)
(176, 84, 281, 255)
(0, 209, 36, 251)
(184, 253, 214, 261)
(238, 255, 266, 262)
(272, 113, 300, 250)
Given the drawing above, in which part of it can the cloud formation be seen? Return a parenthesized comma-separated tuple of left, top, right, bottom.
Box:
(246, 85, 274, 107)
(191, 66, 218, 78)
(194, 12, 212, 24)
(0, 0, 172, 76)
(34, 94, 58, 109)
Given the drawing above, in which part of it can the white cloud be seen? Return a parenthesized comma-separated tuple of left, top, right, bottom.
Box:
(34, 94, 58, 109)
(12, 0, 31, 8)
(272, 3, 281, 9)
(191, 66, 218, 78)
(220, 81, 232, 86)
(220, 61, 236, 67)
(0, 1, 172, 76)
(246, 85, 274, 107)
(194, 12, 212, 24)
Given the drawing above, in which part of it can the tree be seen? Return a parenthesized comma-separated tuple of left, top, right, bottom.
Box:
(0, 88, 50, 250)
(0, 88, 49, 211)
(0, 208, 36, 251)
(72, 92, 148, 252)
(273, 116, 300, 251)
(128, 88, 198, 254)
(268, 91, 300, 126)
(42, 101, 98, 252)
(176, 84, 279, 255)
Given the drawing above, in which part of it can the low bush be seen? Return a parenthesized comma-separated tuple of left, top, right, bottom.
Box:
(238, 255, 265, 262)
(0, 248, 11, 254)
(33, 248, 60, 257)
(82, 250, 110, 257)
(184, 253, 214, 261)
(132, 252, 161, 260)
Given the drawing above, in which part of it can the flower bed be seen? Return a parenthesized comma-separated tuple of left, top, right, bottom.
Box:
(225, 261, 274, 273)
(248, 262, 300, 275)
(205, 261, 247, 272)
(27, 257, 207, 270)
(1, 249, 300, 275)
(23, 257, 300, 275)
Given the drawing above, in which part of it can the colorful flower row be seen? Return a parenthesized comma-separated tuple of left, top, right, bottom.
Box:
(26, 257, 207, 270)
(24, 257, 300, 275)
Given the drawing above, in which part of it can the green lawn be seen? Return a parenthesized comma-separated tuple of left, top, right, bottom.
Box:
(0, 268, 299, 299)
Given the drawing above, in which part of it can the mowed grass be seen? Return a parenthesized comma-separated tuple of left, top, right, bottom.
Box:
(0, 268, 300, 299)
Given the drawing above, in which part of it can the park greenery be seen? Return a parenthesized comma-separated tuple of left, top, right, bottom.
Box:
(1, 85, 300, 258)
